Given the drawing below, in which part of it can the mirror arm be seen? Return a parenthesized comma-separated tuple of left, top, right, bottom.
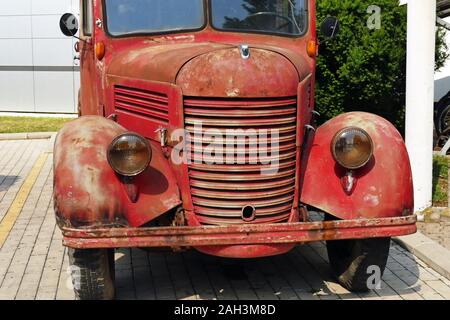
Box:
(72, 35, 93, 49)
(72, 35, 83, 41)
(70, 33, 90, 44)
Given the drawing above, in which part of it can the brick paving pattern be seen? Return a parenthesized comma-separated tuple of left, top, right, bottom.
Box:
(417, 219, 450, 250)
(0, 138, 450, 300)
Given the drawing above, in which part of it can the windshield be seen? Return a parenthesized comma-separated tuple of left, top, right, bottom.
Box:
(105, 0, 205, 36)
(211, 0, 307, 36)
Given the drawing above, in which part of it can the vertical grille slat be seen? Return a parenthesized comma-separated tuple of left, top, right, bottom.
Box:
(184, 97, 298, 226)
(114, 85, 169, 124)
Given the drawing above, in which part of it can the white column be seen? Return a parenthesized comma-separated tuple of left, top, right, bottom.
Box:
(405, 0, 436, 215)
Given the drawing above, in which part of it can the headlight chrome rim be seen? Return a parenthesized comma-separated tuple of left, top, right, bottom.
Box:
(107, 132, 152, 177)
(331, 127, 374, 170)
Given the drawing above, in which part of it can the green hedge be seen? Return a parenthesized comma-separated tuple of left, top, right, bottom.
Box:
(316, 0, 449, 134)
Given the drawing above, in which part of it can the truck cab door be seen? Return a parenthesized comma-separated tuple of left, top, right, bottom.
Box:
(78, 0, 99, 116)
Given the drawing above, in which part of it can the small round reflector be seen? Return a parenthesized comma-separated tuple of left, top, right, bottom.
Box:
(331, 127, 373, 170)
(95, 42, 105, 60)
(307, 40, 317, 57)
(107, 133, 152, 177)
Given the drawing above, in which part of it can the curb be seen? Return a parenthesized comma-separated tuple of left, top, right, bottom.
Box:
(394, 232, 450, 280)
(0, 132, 56, 141)
(416, 207, 450, 222)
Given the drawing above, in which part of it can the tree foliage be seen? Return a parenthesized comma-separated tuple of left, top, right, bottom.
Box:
(316, 0, 449, 132)
(436, 26, 450, 72)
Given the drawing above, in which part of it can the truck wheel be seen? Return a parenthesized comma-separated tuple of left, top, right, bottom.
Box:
(437, 104, 450, 136)
(68, 248, 115, 300)
(435, 92, 450, 136)
(326, 237, 391, 292)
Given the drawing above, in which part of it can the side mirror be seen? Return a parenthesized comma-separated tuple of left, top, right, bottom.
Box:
(320, 16, 340, 39)
(60, 13, 79, 37)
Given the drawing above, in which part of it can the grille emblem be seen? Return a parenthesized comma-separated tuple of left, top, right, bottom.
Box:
(240, 44, 250, 60)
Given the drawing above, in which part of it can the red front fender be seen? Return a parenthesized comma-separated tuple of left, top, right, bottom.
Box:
(300, 112, 414, 220)
(53, 116, 181, 228)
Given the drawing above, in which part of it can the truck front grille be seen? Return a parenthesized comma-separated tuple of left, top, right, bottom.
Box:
(184, 97, 298, 226)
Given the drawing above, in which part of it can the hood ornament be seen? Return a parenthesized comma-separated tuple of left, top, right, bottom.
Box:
(240, 44, 250, 60)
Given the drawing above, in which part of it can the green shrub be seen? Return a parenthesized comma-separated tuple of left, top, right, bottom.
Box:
(316, 0, 449, 134)
(433, 155, 449, 207)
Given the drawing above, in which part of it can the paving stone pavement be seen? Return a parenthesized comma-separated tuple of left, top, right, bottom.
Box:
(417, 219, 450, 250)
(1, 138, 450, 300)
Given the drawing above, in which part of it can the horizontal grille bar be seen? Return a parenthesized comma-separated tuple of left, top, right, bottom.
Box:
(185, 116, 296, 127)
(188, 159, 296, 173)
(189, 167, 296, 182)
(194, 202, 293, 217)
(184, 97, 297, 108)
(196, 213, 291, 226)
(184, 106, 296, 118)
(191, 185, 295, 200)
(190, 176, 296, 191)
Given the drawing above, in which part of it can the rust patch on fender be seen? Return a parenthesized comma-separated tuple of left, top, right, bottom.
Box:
(177, 47, 299, 98)
(107, 42, 233, 84)
(54, 116, 182, 228)
(54, 116, 127, 227)
(300, 112, 414, 220)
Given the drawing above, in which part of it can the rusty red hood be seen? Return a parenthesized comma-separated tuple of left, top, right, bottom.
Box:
(107, 42, 307, 98)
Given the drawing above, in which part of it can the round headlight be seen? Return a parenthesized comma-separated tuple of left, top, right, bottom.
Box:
(331, 127, 373, 170)
(107, 133, 152, 177)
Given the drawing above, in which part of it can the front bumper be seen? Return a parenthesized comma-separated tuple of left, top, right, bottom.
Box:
(62, 215, 417, 249)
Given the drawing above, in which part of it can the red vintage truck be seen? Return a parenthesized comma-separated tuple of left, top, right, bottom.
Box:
(56, 0, 416, 299)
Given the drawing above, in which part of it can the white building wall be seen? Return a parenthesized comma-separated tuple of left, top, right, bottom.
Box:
(0, 0, 80, 114)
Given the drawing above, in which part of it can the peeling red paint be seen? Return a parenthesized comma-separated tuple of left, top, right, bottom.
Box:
(301, 112, 414, 220)
(62, 215, 417, 252)
(54, 116, 182, 228)
(177, 47, 300, 97)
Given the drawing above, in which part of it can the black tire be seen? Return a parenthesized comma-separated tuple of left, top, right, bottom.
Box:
(435, 91, 450, 136)
(68, 248, 115, 300)
(326, 237, 391, 292)
(437, 104, 450, 136)
(436, 127, 450, 153)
